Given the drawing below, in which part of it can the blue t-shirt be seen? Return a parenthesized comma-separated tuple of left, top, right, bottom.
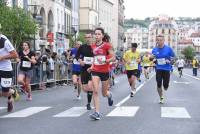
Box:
(152, 45, 175, 71)
(71, 48, 81, 72)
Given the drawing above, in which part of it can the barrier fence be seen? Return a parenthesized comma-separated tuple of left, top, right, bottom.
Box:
(12, 61, 73, 90)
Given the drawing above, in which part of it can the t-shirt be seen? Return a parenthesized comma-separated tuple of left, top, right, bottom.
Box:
(152, 45, 175, 71)
(75, 44, 94, 71)
(18, 50, 35, 71)
(0, 34, 15, 71)
(91, 42, 112, 73)
(176, 59, 185, 68)
(142, 55, 151, 67)
(71, 48, 81, 72)
(123, 50, 140, 70)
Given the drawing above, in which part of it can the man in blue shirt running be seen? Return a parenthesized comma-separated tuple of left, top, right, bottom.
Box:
(151, 34, 175, 104)
(70, 41, 82, 100)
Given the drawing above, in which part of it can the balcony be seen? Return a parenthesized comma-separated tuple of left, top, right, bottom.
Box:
(79, 24, 97, 32)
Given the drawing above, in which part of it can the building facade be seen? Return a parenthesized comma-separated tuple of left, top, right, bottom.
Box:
(118, 0, 125, 50)
(79, 0, 99, 32)
(148, 15, 178, 53)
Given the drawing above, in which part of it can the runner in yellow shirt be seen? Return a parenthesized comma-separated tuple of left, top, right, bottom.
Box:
(123, 43, 141, 97)
(142, 52, 151, 79)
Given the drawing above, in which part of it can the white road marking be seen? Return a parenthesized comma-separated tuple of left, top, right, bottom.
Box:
(0, 107, 6, 110)
(1, 107, 51, 118)
(53, 107, 87, 117)
(115, 73, 155, 107)
(173, 81, 190, 84)
(107, 106, 139, 117)
(184, 73, 200, 80)
(161, 107, 191, 118)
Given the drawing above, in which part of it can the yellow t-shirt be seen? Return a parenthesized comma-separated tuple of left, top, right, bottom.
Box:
(142, 55, 151, 67)
(123, 50, 140, 70)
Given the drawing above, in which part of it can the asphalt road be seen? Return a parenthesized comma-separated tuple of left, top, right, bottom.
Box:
(0, 69, 200, 134)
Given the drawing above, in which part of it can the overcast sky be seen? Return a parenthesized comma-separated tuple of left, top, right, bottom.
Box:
(124, 0, 200, 19)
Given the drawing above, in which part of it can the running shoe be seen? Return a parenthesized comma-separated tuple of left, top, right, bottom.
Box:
(12, 88, 20, 101)
(77, 95, 81, 100)
(159, 97, 164, 104)
(86, 103, 92, 110)
(130, 91, 136, 97)
(90, 112, 101, 120)
(26, 94, 32, 101)
(108, 92, 113, 106)
(7, 99, 14, 112)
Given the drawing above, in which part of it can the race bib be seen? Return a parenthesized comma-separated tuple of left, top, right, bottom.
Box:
(1, 78, 12, 87)
(157, 58, 166, 65)
(22, 61, 31, 68)
(84, 57, 94, 65)
(94, 55, 106, 65)
(43, 63, 46, 71)
(73, 58, 80, 65)
(130, 60, 137, 67)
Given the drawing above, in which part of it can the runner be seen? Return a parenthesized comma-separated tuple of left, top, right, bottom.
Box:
(142, 52, 151, 79)
(70, 41, 82, 100)
(176, 58, 185, 78)
(75, 32, 94, 110)
(151, 34, 175, 104)
(123, 43, 141, 97)
(17, 41, 36, 101)
(89, 28, 115, 120)
(0, 29, 19, 112)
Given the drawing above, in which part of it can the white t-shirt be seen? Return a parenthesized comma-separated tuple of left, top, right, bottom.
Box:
(0, 34, 15, 71)
(176, 59, 185, 68)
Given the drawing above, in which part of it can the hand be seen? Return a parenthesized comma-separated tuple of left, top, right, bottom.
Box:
(80, 60, 85, 66)
(166, 59, 171, 64)
(0, 56, 4, 61)
(24, 56, 30, 60)
(87, 67, 92, 73)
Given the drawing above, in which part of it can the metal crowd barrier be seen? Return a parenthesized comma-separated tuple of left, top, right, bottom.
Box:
(12, 62, 73, 90)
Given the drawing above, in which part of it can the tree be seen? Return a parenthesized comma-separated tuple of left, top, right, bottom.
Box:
(69, 32, 86, 48)
(181, 46, 195, 60)
(0, 2, 38, 49)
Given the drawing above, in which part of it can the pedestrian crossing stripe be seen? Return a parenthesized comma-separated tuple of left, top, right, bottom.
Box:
(107, 106, 139, 117)
(161, 107, 191, 118)
(53, 107, 88, 117)
(0, 107, 51, 118)
(0, 107, 6, 110)
(0, 106, 192, 119)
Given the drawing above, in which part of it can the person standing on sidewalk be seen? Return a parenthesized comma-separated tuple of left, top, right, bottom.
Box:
(123, 43, 141, 97)
(17, 41, 36, 101)
(151, 34, 175, 104)
(89, 28, 115, 120)
(192, 57, 199, 76)
(75, 32, 94, 110)
(0, 25, 19, 112)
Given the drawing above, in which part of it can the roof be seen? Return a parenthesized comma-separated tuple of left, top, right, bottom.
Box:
(190, 33, 200, 37)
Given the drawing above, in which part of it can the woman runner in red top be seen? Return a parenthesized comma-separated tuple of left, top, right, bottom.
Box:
(89, 28, 115, 120)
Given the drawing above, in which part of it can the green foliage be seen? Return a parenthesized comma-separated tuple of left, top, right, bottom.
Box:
(0, 3, 38, 49)
(181, 46, 195, 60)
(69, 32, 86, 48)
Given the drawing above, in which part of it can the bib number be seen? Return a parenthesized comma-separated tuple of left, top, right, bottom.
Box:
(1, 78, 12, 87)
(94, 56, 106, 65)
(130, 60, 137, 67)
(84, 57, 94, 65)
(22, 61, 31, 68)
(157, 58, 166, 65)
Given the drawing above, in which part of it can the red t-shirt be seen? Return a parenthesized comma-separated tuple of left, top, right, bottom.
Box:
(91, 42, 112, 73)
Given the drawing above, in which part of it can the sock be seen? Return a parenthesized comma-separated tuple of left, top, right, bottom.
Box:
(87, 91, 93, 104)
